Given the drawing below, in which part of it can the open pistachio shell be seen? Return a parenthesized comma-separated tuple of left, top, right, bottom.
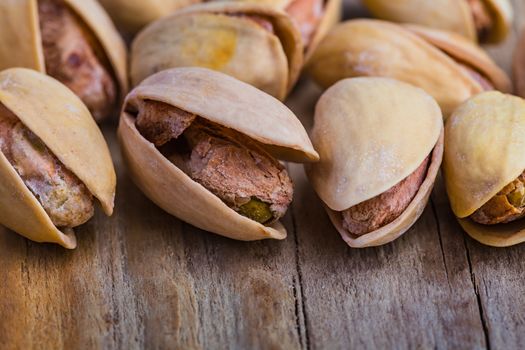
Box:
(118, 67, 318, 240)
(98, 0, 201, 34)
(221, 0, 342, 60)
(0, 0, 128, 106)
(362, 0, 512, 43)
(0, 68, 116, 248)
(130, 1, 303, 101)
(306, 77, 443, 247)
(306, 19, 509, 116)
(444, 91, 525, 247)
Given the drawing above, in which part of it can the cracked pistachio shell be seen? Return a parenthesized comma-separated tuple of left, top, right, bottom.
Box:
(306, 19, 510, 116)
(130, 1, 303, 101)
(221, 0, 342, 60)
(444, 91, 525, 247)
(118, 67, 319, 241)
(0, 68, 116, 249)
(305, 77, 443, 247)
(363, 0, 512, 43)
(0, 0, 128, 100)
(98, 0, 201, 34)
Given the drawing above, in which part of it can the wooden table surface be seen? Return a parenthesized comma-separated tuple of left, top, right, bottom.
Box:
(2, 1, 525, 349)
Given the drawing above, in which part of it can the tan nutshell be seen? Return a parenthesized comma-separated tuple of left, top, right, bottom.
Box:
(513, 29, 525, 99)
(0, 0, 128, 122)
(118, 67, 318, 241)
(306, 19, 510, 116)
(0, 68, 116, 248)
(130, 1, 303, 101)
(362, 0, 512, 43)
(305, 77, 443, 248)
(98, 0, 201, 34)
(444, 91, 525, 247)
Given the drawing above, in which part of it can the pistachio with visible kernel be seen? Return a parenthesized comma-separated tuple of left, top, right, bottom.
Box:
(0, 0, 128, 122)
(305, 77, 443, 248)
(118, 67, 319, 241)
(444, 92, 525, 247)
(130, 1, 303, 101)
(306, 20, 511, 116)
(362, 0, 512, 43)
(0, 68, 116, 249)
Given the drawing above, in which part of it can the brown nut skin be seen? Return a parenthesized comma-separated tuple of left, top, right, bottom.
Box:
(342, 156, 429, 236)
(306, 20, 511, 117)
(0, 0, 128, 123)
(0, 68, 116, 249)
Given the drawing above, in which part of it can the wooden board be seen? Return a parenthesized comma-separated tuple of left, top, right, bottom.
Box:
(1, 0, 524, 348)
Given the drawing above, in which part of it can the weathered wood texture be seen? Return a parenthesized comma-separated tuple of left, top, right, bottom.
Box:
(1, 0, 525, 349)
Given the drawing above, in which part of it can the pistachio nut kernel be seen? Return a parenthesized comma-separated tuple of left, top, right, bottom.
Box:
(0, 103, 94, 229)
(134, 99, 293, 224)
(470, 172, 525, 225)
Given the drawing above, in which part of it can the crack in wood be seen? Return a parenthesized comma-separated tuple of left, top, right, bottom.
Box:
(430, 197, 451, 288)
(464, 238, 491, 350)
(290, 198, 310, 350)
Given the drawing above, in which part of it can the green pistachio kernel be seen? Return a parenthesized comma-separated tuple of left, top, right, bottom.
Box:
(238, 198, 273, 224)
(507, 184, 525, 208)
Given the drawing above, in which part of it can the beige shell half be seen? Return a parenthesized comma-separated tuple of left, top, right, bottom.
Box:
(305, 77, 443, 247)
(0, 68, 116, 248)
(130, 1, 303, 101)
(444, 91, 525, 247)
(0, 0, 128, 101)
(118, 67, 318, 240)
(306, 19, 494, 116)
(98, 0, 200, 34)
(362, 0, 512, 43)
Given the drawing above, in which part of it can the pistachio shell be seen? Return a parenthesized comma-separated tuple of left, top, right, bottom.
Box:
(220, 0, 342, 60)
(0, 68, 116, 248)
(405, 25, 511, 93)
(513, 29, 525, 98)
(98, 0, 200, 34)
(130, 1, 303, 100)
(119, 67, 318, 240)
(305, 77, 443, 247)
(444, 92, 525, 221)
(0, 0, 128, 100)
(362, 0, 512, 43)
(306, 19, 505, 116)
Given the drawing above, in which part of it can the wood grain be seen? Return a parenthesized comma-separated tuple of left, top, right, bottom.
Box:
(0, 0, 525, 349)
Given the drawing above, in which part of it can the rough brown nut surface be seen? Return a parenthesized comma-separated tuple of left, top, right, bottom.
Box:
(135, 100, 293, 223)
(286, 0, 324, 46)
(341, 155, 430, 236)
(467, 0, 493, 41)
(0, 104, 94, 228)
(470, 172, 525, 225)
(38, 0, 116, 122)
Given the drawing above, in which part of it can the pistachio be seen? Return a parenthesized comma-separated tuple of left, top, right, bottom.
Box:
(305, 77, 443, 248)
(444, 91, 525, 247)
(0, 0, 127, 122)
(98, 0, 201, 34)
(118, 67, 319, 241)
(0, 68, 116, 248)
(222, 0, 342, 59)
(306, 20, 511, 116)
(130, 1, 303, 100)
(362, 0, 512, 43)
